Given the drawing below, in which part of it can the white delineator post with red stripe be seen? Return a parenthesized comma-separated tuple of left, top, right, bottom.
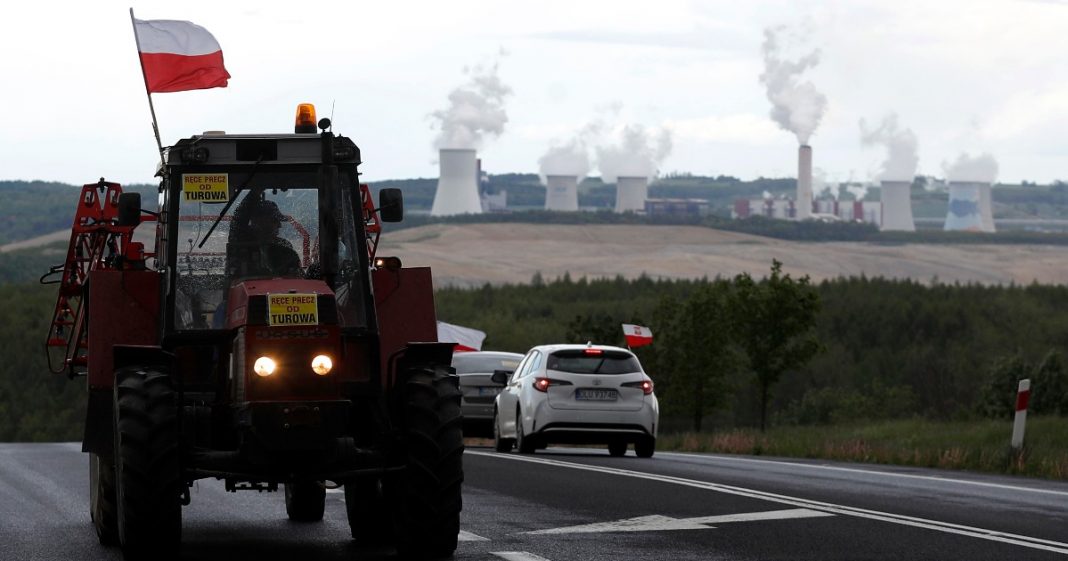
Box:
(1011, 378, 1031, 450)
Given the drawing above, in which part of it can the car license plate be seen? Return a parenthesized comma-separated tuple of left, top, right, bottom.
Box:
(575, 389, 618, 401)
(478, 386, 501, 397)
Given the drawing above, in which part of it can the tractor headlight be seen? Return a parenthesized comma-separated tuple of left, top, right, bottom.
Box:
(254, 356, 277, 377)
(311, 355, 333, 376)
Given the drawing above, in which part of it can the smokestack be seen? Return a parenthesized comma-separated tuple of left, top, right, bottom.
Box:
(944, 182, 985, 231)
(796, 145, 812, 220)
(879, 180, 915, 231)
(431, 149, 482, 216)
(545, 175, 579, 211)
(615, 176, 648, 213)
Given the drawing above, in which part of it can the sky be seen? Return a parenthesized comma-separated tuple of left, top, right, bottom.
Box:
(2, 0, 1068, 186)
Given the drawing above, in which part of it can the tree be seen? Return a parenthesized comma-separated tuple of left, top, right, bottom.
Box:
(732, 260, 821, 431)
(651, 281, 736, 431)
(1032, 351, 1068, 416)
(564, 312, 622, 346)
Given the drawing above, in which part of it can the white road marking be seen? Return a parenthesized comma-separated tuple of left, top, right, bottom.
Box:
(468, 451, 1068, 555)
(325, 488, 344, 494)
(657, 451, 1068, 498)
(458, 530, 490, 541)
(492, 552, 553, 561)
(528, 508, 833, 534)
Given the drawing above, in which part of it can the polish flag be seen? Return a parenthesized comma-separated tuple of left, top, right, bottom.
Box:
(437, 321, 486, 352)
(622, 324, 653, 348)
(133, 18, 230, 93)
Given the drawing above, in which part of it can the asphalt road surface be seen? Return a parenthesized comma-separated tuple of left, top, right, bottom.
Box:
(3, 442, 1068, 560)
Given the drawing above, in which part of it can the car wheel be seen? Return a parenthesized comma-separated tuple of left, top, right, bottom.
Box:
(493, 410, 513, 452)
(608, 442, 627, 457)
(635, 437, 655, 458)
(516, 411, 536, 454)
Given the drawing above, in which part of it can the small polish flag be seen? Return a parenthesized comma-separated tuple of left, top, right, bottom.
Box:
(437, 321, 486, 352)
(133, 18, 230, 93)
(622, 324, 653, 348)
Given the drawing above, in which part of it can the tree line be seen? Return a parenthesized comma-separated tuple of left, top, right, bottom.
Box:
(2, 267, 1068, 440)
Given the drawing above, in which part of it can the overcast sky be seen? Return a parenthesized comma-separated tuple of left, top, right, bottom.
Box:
(2, 0, 1067, 186)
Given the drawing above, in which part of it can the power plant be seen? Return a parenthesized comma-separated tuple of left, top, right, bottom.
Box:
(615, 176, 648, 213)
(431, 148, 483, 216)
(544, 175, 579, 211)
(943, 182, 986, 231)
(796, 145, 813, 220)
(879, 180, 916, 231)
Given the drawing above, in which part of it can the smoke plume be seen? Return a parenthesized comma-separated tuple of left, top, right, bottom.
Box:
(596, 125, 673, 184)
(538, 120, 608, 183)
(943, 153, 999, 183)
(431, 60, 512, 149)
(860, 114, 919, 182)
(759, 26, 828, 145)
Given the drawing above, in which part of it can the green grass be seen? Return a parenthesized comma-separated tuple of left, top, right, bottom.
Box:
(658, 417, 1068, 480)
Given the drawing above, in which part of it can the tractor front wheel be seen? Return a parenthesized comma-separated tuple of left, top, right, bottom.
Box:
(284, 481, 326, 522)
(89, 452, 118, 545)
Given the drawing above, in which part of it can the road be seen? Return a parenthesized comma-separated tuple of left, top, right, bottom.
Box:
(2, 442, 1068, 560)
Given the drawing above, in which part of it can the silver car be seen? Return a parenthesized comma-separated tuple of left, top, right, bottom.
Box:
(452, 351, 524, 436)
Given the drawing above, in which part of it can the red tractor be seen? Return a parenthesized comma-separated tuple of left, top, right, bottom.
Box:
(44, 105, 462, 560)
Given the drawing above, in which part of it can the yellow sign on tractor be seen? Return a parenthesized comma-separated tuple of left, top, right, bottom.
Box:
(268, 293, 319, 326)
(182, 173, 229, 202)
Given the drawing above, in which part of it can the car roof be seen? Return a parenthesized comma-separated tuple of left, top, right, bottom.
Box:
(452, 351, 525, 359)
(527, 343, 634, 355)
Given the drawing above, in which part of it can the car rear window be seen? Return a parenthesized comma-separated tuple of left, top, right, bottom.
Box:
(452, 354, 522, 374)
(547, 350, 641, 375)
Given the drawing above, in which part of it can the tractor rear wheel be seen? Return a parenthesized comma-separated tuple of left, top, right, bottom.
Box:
(113, 366, 181, 560)
(636, 437, 656, 458)
(284, 481, 326, 522)
(391, 365, 464, 559)
(89, 452, 118, 545)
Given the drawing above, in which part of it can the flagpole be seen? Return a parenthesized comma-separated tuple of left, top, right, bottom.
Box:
(129, 8, 165, 161)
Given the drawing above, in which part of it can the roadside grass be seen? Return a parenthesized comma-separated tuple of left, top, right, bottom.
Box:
(658, 417, 1068, 480)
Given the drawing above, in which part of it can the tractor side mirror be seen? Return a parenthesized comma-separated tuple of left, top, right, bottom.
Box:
(491, 370, 512, 385)
(379, 188, 404, 223)
(117, 193, 142, 227)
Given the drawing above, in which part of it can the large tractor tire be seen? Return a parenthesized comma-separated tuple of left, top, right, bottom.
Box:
(113, 366, 182, 560)
(391, 365, 464, 559)
(636, 437, 656, 458)
(345, 477, 393, 546)
(89, 452, 119, 545)
(285, 481, 326, 522)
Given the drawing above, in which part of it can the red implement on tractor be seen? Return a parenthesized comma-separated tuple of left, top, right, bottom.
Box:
(43, 105, 462, 560)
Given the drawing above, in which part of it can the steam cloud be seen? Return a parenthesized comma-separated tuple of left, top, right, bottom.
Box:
(595, 125, 673, 184)
(860, 114, 919, 182)
(431, 60, 512, 149)
(538, 120, 607, 183)
(759, 26, 828, 145)
(943, 153, 999, 183)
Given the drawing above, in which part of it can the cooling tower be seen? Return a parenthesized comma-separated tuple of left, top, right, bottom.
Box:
(797, 145, 813, 220)
(615, 176, 648, 213)
(978, 183, 996, 232)
(880, 180, 915, 231)
(944, 182, 985, 231)
(431, 149, 482, 216)
(545, 175, 579, 211)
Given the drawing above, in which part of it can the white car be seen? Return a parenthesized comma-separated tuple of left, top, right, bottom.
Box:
(491, 344, 659, 458)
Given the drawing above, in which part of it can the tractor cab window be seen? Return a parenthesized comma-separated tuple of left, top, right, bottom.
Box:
(172, 179, 366, 331)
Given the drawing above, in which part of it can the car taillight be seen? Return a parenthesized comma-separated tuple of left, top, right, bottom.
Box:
(533, 377, 573, 392)
(623, 380, 654, 395)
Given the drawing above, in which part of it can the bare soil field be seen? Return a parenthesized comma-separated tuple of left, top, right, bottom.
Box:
(378, 223, 1068, 287)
